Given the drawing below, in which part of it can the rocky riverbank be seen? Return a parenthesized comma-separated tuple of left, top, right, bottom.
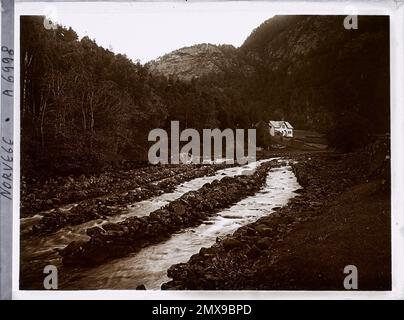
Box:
(60, 160, 279, 267)
(22, 165, 183, 215)
(22, 164, 233, 217)
(23, 164, 230, 236)
(163, 141, 390, 290)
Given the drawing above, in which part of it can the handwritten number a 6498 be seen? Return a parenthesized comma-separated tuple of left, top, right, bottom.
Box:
(1, 46, 14, 96)
(1, 45, 14, 94)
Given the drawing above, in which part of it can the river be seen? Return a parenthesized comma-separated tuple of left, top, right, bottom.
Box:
(21, 159, 300, 290)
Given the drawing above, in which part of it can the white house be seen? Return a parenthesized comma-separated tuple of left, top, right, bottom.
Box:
(268, 120, 294, 138)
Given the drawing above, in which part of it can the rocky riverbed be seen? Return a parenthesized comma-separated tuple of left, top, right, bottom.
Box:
(20, 140, 390, 291)
(163, 142, 390, 290)
(60, 160, 278, 267)
(22, 164, 230, 236)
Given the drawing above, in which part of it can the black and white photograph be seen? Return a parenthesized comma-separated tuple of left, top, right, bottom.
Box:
(1, 0, 402, 300)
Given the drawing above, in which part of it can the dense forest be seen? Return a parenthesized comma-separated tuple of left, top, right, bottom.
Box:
(21, 15, 389, 177)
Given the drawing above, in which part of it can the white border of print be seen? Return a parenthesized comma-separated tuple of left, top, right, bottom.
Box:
(12, 0, 404, 300)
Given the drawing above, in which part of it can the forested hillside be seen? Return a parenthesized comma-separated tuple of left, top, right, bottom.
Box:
(21, 15, 389, 177)
(240, 15, 389, 135)
(21, 17, 227, 176)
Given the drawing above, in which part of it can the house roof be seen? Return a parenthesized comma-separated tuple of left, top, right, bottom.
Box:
(269, 120, 294, 129)
(284, 121, 293, 129)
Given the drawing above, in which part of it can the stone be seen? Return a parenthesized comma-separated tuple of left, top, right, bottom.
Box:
(255, 224, 274, 236)
(86, 226, 105, 237)
(205, 274, 221, 282)
(222, 238, 243, 250)
(102, 222, 123, 231)
(169, 202, 186, 215)
(167, 263, 189, 279)
(199, 247, 215, 257)
(257, 237, 272, 250)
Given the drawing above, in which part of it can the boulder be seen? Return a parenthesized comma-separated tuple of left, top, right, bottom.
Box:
(167, 263, 189, 279)
(255, 224, 274, 237)
(222, 238, 243, 250)
(86, 226, 105, 237)
(169, 202, 186, 215)
(256, 237, 272, 250)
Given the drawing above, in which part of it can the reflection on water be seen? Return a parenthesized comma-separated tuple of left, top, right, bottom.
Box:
(60, 163, 300, 290)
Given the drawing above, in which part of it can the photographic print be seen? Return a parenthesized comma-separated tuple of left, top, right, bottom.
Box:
(14, 2, 393, 293)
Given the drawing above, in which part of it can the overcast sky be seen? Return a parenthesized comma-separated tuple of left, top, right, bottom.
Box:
(37, 2, 275, 64)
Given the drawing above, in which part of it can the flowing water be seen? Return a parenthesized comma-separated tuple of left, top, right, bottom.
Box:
(58, 162, 300, 290)
(21, 160, 275, 264)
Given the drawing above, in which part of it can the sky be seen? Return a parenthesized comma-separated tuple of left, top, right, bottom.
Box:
(40, 2, 275, 64)
(18, 1, 391, 64)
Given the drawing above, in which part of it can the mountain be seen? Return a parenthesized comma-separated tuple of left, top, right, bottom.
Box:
(21, 15, 390, 174)
(147, 43, 253, 81)
(240, 15, 390, 132)
(146, 15, 389, 133)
